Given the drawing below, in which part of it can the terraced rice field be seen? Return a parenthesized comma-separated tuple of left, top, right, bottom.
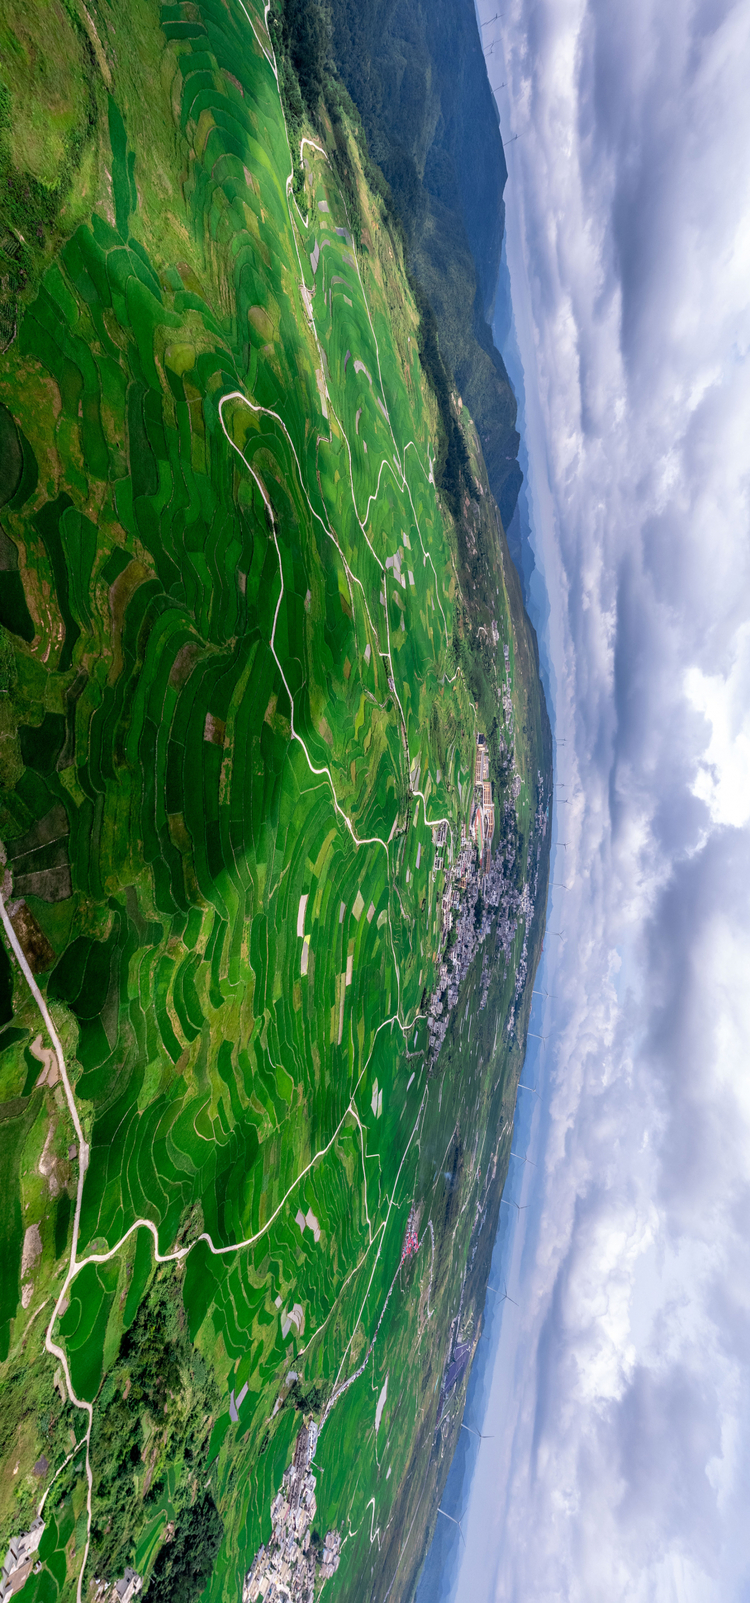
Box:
(0, 3, 550, 1600)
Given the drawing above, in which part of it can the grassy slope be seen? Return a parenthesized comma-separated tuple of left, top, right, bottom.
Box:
(0, 3, 550, 1600)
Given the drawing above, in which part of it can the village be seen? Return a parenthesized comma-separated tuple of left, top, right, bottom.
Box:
(427, 733, 530, 1062)
(0, 1519, 44, 1602)
(0, 1511, 142, 1603)
(243, 1424, 341, 1602)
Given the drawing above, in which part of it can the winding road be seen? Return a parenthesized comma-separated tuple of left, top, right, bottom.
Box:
(0, 9, 474, 1599)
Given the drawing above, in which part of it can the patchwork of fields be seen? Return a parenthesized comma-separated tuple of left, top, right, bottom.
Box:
(0, 3, 550, 1601)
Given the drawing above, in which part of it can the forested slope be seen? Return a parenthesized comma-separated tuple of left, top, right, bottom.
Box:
(328, 0, 524, 534)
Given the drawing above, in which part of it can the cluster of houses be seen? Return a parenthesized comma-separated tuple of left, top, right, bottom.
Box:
(501, 644, 514, 737)
(1, 1514, 143, 1603)
(469, 734, 495, 873)
(93, 1570, 142, 1603)
(436, 1273, 477, 1428)
(432, 818, 447, 874)
(428, 735, 532, 1061)
(0, 1518, 44, 1601)
(437, 825, 472, 938)
(400, 1206, 420, 1267)
(504, 781, 549, 1037)
(243, 1425, 340, 1602)
(439, 1340, 472, 1414)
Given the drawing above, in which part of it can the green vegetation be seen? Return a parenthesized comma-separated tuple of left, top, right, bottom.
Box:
(272, 0, 329, 117)
(148, 1492, 224, 1603)
(0, 2, 550, 1602)
(88, 1261, 222, 1581)
(272, 0, 477, 516)
(0, 1354, 81, 1559)
(327, 0, 524, 529)
(0, 0, 101, 342)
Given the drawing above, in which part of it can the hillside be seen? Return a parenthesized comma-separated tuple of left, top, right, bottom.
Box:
(0, 4, 550, 1602)
(328, 0, 525, 535)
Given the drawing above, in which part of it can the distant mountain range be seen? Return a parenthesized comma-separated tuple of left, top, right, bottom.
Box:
(329, 0, 525, 544)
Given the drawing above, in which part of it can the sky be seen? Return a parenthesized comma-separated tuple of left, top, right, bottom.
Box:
(437, 0, 750, 1599)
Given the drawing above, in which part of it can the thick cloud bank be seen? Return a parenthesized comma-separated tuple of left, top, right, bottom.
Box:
(457, 1, 750, 1599)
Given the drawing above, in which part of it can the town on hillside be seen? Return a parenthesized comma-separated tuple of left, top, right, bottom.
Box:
(243, 1423, 341, 1603)
(427, 732, 530, 1061)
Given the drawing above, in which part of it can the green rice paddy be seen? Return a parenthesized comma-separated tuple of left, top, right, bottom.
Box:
(0, 3, 551, 1599)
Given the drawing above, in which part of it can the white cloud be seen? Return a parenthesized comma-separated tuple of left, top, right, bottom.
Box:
(685, 625, 750, 828)
(448, 0, 750, 1599)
